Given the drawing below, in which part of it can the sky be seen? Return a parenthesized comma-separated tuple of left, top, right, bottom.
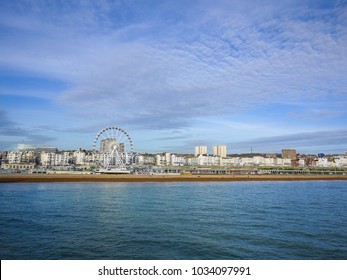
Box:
(0, 0, 346, 154)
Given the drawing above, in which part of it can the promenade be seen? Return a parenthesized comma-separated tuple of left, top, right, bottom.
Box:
(1, 173, 347, 183)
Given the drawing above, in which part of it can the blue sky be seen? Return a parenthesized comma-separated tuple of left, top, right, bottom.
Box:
(0, 0, 346, 154)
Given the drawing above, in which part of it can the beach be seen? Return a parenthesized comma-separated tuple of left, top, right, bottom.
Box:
(0, 173, 346, 183)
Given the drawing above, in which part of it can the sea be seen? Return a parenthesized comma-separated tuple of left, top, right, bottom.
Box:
(0, 180, 346, 260)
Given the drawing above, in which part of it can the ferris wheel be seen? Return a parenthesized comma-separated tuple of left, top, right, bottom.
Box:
(93, 126, 134, 170)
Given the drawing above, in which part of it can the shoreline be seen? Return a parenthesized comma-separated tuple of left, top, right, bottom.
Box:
(1, 173, 347, 183)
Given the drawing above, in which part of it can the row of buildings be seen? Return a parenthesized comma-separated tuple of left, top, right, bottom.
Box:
(1, 145, 347, 170)
(153, 152, 347, 168)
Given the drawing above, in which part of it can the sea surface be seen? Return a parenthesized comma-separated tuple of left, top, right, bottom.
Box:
(0, 181, 346, 260)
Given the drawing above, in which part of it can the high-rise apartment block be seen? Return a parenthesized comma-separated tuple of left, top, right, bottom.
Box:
(282, 149, 297, 160)
(213, 145, 227, 158)
(194, 146, 207, 156)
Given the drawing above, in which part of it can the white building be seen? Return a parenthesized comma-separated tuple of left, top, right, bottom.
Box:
(155, 154, 163, 166)
(155, 153, 170, 166)
(136, 154, 155, 165)
(264, 157, 276, 166)
(317, 158, 329, 167)
(276, 158, 292, 166)
(220, 157, 236, 166)
(219, 156, 292, 167)
(74, 150, 86, 165)
(62, 152, 72, 165)
(155, 153, 182, 166)
(194, 146, 207, 156)
(252, 156, 264, 165)
(53, 153, 64, 166)
(334, 156, 347, 167)
(189, 154, 219, 166)
(40, 152, 72, 166)
(170, 154, 187, 166)
(40, 152, 55, 166)
(137, 155, 144, 165)
(8, 151, 22, 164)
(240, 157, 255, 166)
(84, 152, 95, 165)
(20, 151, 36, 163)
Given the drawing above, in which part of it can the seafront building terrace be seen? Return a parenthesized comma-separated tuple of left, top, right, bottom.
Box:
(1, 148, 347, 173)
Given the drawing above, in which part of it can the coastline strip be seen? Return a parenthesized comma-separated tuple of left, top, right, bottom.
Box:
(1, 174, 347, 183)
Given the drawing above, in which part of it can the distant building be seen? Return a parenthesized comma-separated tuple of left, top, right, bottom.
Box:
(35, 146, 57, 153)
(21, 151, 36, 163)
(74, 150, 86, 165)
(136, 154, 155, 165)
(334, 156, 347, 167)
(194, 146, 207, 156)
(282, 149, 296, 160)
(212, 145, 227, 158)
(8, 151, 22, 164)
(317, 158, 329, 167)
(170, 154, 187, 166)
(155, 153, 171, 166)
(16, 144, 35, 151)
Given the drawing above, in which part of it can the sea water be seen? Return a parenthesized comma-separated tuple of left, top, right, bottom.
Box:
(0, 181, 346, 259)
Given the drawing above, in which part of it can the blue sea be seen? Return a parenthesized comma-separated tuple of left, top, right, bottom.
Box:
(0, 181, 346, 260)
